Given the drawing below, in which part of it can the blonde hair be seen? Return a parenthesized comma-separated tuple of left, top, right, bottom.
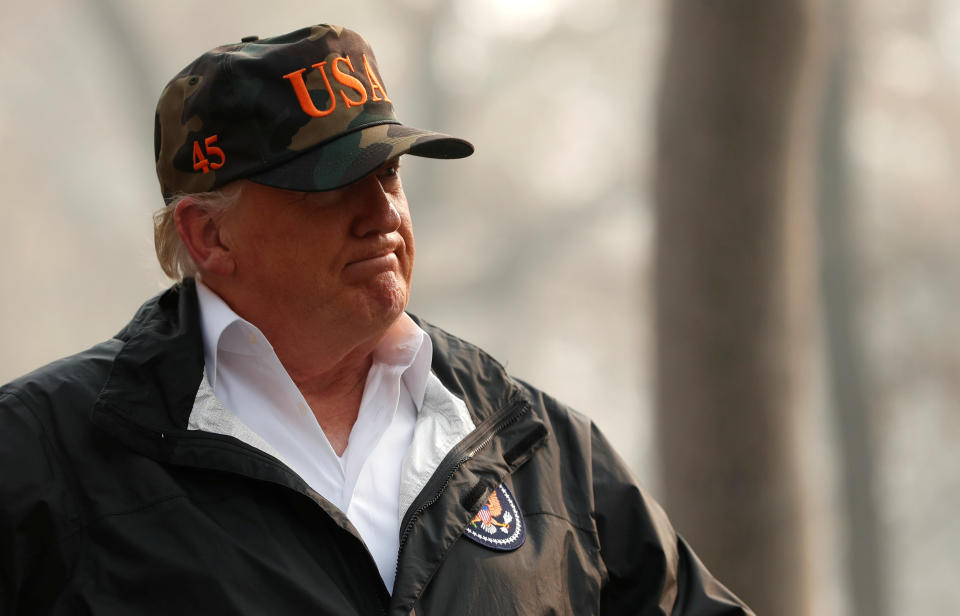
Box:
(153, 186, 242, 280)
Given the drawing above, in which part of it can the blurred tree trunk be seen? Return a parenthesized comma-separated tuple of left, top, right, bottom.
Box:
(397, 0, 449, 211)
(653, 2, 818, 614)
(818, 2, 887, 614)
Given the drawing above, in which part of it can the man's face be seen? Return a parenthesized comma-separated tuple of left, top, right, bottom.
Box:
(218, 158, 414, 337)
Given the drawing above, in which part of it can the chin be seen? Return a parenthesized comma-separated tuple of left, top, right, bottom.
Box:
(364, 276, 410, 324)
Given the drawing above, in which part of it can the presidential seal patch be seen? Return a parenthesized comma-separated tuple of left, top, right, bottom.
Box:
(463, 483, 525, 551)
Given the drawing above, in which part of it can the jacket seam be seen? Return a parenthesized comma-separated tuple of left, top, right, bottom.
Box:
(22, 493, 191, 563)
(88, 492, 193, 523)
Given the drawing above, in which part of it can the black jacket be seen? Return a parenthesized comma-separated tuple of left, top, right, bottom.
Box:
(0, 281, 753, 615)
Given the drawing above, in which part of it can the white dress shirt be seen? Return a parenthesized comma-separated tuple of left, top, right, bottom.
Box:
(194, 282, 432, 592)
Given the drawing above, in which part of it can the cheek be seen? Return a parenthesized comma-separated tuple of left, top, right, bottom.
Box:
(237, 233, 284, 272)
(404, 235, 415, 276)
(232, 232, 308, 285)
(400, 216, 416, 274)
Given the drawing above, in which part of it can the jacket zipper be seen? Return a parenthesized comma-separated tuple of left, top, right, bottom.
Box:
(395, 397, 529, 562)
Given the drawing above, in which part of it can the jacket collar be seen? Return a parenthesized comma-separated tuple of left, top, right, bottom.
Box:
(411, 315, 525, 427)
(90, 280, 337, 513)
(95, 282, 534, 440)
(95, 279, 205, 435)
(90, 280, 547, 469)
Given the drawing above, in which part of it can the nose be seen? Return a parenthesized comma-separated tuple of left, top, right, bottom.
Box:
(349, 173, 402, 237)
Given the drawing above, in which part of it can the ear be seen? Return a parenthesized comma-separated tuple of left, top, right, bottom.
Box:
(174, 198, 236, 277)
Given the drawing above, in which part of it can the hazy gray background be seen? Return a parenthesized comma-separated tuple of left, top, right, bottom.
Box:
(1, 0, 957, 614)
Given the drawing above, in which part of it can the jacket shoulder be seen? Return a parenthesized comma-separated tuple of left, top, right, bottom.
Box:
(0, 338, 126, 504)
(1, 337, 124, 424)
(0, 341, 124, 603)
(0, 338, 127, 505)
(0, 282, 181, 449)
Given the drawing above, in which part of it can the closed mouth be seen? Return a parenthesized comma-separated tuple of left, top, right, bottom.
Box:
(347, 250, 397, 266)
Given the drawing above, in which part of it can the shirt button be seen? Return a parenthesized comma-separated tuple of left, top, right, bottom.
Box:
(297, 401, 310, 415)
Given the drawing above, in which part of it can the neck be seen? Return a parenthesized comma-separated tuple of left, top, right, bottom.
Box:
(269, 322, 394, 456)
(201, 279, 400, 455)
(289, 349, 374, 456)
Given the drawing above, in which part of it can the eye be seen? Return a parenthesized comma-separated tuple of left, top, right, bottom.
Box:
(379, 159, 402, 179)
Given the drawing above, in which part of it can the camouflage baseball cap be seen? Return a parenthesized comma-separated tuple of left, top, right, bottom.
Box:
(155, 24, 473, 202)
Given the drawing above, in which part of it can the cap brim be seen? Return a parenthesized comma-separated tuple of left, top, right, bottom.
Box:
(248, 123, 473, 192)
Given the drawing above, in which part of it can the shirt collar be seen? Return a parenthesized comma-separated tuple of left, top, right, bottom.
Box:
(195, 281, 433, 409)
(374, 312, 433, 410)
(196, 281, 242, 390)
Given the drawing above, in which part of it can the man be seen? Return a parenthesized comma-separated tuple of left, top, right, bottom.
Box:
(0, 24, 753, 615)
